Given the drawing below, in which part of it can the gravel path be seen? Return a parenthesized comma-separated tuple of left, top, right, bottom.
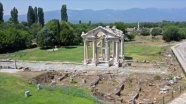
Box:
(0, 69, 21, 73)
(0, 60, 165, 74)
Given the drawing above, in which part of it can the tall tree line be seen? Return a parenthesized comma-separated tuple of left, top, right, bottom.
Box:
(61, 5, 68, 22)
(10, 7, 18, 24)
(27, 6, 44, 27)
(0, 2, 3, 22)
(34, 7, 38, 22)
(38, 7, 44, 26)
(27, 6, 35, 26)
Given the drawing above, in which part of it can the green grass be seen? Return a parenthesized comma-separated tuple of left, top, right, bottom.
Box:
(0, 41, 162, 62)
(4, 46, 93, 63)
(0, 73, 96, 104)
(125, 42, 162, 61)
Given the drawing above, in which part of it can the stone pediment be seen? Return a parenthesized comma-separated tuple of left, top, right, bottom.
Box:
(81, 26, 124, 39)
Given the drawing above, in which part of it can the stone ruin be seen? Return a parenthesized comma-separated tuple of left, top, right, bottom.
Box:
(81, 26, 125, 67)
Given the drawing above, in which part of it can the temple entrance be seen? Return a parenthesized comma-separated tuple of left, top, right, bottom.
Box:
(81, 26, 124, 67)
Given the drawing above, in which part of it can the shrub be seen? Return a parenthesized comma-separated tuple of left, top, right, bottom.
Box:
(70, 80, 77, 84)
(163, 26, 181, 42)
(154, 75, 161, 80)
(140, 28, 150, 36)
(166, 74, 174, 80)
(151, 27, 162, 37)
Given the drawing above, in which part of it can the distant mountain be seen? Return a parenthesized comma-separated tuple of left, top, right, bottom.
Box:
(4, 8, 186, 23)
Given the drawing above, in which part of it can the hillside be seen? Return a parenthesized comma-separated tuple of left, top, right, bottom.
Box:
(4, 8, 186, 23)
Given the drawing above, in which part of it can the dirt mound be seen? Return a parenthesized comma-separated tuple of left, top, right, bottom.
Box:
(32, 71, 59, 84)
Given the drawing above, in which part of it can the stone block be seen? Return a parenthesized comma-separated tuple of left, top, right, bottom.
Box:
(25, 91, 30, 97)
(37, 84, 41, 90)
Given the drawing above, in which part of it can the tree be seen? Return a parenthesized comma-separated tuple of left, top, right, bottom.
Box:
(0, 2, 3, 22)
(27, 6, 35, 27)
(45, 19, 60, 45)
(72, 23, 88, 45)
(79, 20, 81, 24)
(163, 26, 181, 42)
(37, 27, 56, 48)
(61, 5, 68, 22)
(0, 27, 31, 53)
(60, 21, 74, 46)
(126, 32, 137, 41)
(114, 22, 127, 34)
(34, 7, 38, 22)
(140, 28, 150, 36)
(38, 7, 44, 27)
(30, 23, 42, 39)
(88, 21, 91, 25)
(160, 20, 172, 28)
(10, 7, 18, 24)
(178, 28, 186, 39)
(151, 27, 162, 38)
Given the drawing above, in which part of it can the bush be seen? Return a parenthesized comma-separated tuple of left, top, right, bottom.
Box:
(151, 27, 162, 37)
(154, 75, 161, 80)
(178, 28, 186, 39)
(166, 74, 174, 80)
(140, 28, 150, 36)
(126, 32, 137, 41)
(70, 80, 77, 84)
(37, 27, 56, 49)
(163, 26, 181, 42)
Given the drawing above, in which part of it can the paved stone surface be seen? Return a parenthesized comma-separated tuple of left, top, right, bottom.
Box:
(170, 42, 186, 104)
(171, 42, 186, 73)
(169, 93, 186, 104)
(0, 69, 21, 73)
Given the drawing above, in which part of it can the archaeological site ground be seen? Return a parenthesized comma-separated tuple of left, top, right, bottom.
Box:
(1, 35, 186, 104)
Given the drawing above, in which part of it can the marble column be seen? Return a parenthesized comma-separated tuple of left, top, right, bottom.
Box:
(120, 36, 124, 59)
(83, 40, 87, 64)
(112, 41, 116, 58)
(101, 39, 105, 57)
(92, 40, 95, 63)
(96, 47, 99, 63)
(105, 39, 110, 66)
(92, 39, 97, 65)
(115, 40, 119, 65)
(86, 41, 89, 63)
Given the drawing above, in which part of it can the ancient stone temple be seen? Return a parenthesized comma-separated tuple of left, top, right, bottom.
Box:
(81, 26, 124, 67)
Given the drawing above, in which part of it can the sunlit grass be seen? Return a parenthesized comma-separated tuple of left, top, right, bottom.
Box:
(0, 41, 162, 62)
(0, 73, 96, 104)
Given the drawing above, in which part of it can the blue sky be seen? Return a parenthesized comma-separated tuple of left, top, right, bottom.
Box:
(0, 0, 186, 15)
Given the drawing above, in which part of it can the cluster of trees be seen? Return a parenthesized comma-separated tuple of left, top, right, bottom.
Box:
(0, 23, 32, 53)
(1, 2, 186, 53)
(138, 21, 186, 42)
(0, 2, 44, 53)
(27, 6, 44, 27)
(140, 27, 162, 37)
(163, 26, 186, 42)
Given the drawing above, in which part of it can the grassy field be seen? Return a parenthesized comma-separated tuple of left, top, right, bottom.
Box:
(0, 41, 163, 62)
(4, 46, 91, 63)
(0, 73, 96, 104)
(124, 42, 162, 61)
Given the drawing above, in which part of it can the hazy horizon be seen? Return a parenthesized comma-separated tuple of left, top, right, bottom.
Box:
(1, 0, 186, 15)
